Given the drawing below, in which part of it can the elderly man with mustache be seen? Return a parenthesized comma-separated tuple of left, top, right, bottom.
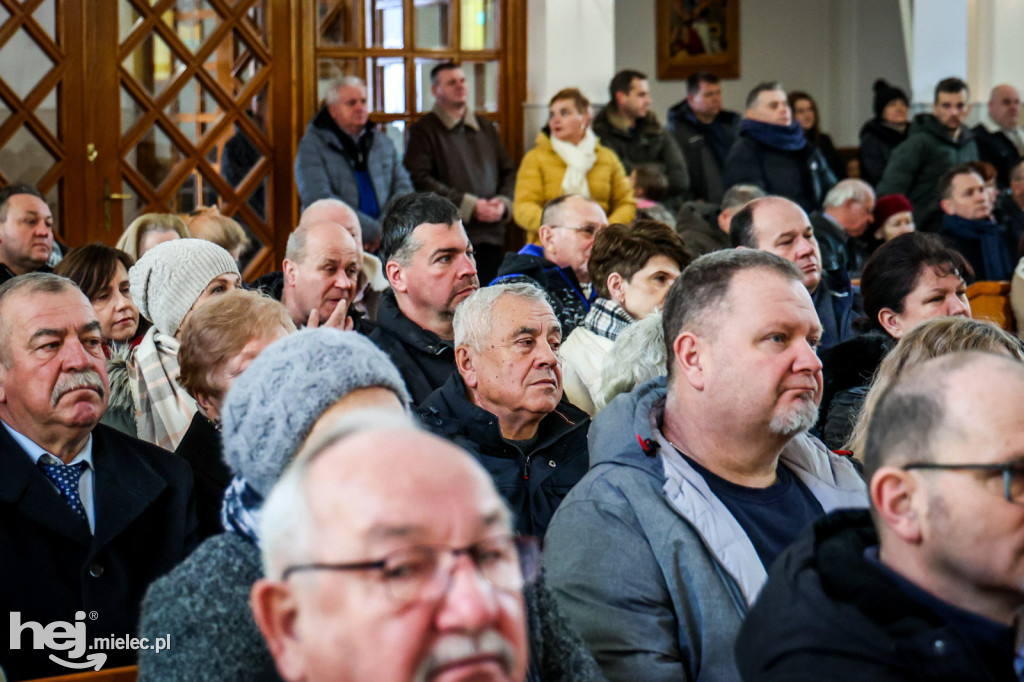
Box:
(0, 272, 197, 681)
(418, 281, 590, 540)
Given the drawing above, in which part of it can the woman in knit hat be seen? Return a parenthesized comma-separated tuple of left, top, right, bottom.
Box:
(137, 328, 410, 681)
(859, 79, 911, 186)
(103, 238, 240, 447)
(872, 193, 915, 244)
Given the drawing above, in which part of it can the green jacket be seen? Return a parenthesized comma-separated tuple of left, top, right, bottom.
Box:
(592, 105, 690, 212)
(876, 114, 977, 219)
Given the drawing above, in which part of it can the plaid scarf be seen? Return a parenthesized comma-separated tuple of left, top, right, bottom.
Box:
(221, 476, 264, 547)
(583, 298, 634, 341)
(128, 328, 197, 450)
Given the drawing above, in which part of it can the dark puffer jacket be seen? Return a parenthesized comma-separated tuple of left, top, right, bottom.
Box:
(368, 290, 457, 406)
(666, 100, 740, 204)
(876, 114, 978, 220)
(859, 118, 910, 186)
(592, 105, 690, 212)
(418, 373, 590, 539)
(736, 509, 1018, 682)
(722, 130, 836, 213)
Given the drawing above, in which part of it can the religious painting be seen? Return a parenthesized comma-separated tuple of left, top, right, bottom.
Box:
(656, 0, 740, 80)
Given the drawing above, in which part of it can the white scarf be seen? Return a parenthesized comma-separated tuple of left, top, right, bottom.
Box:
(550, 127, 598, 197)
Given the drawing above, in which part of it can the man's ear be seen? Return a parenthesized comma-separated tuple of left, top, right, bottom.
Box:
(283, 259, 298, 288)
(0, 363, 6, 403)
(871, 466, 923, 544)
(939, 198, 952, 216)
(877, 307, 903, 338)
(455, 346, 478, 389)
(672, 331, 706, 390)
(538, 224, 555, 250)
(385, 260, 407, 293)
(250, 579, 306, 682)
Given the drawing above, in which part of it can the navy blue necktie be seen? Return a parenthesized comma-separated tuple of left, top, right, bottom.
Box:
(39, 458, 89, 523)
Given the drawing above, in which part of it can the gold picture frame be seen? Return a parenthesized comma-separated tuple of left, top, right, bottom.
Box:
(656, 0, 740, 80)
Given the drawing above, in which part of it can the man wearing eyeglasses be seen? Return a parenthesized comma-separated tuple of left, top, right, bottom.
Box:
(250, 423, 532, 682)
(493, 195, 608, 337)
(736, 350, 1024, 681)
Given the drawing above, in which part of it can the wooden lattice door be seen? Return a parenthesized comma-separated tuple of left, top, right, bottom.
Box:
(0, 0, 299, 277)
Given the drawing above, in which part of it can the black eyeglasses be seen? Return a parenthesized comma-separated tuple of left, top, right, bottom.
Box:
(903, 461, 1024, 503)
(282, 534, 537, 606)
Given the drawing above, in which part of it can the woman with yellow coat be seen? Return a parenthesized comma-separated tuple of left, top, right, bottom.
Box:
(514, 88, 636, 244)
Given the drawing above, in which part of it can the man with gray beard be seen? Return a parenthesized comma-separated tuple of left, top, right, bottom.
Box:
(543, 249, 867, 682)
(0, 273, 197, 680)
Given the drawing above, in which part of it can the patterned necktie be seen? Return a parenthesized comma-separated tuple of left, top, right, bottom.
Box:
(38, 458, 89, 523)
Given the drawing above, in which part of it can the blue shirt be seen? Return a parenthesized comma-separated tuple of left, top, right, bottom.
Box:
(682, 452, 823, 569)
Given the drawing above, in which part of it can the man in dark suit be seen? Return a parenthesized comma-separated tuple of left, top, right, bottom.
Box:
(0, 273, 197, 680)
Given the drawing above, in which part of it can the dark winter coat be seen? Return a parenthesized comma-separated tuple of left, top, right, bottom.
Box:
(419, 373, 590, 539)
(877, 114, 978, 220)
(592, 105, 690, 212)
(368, 290, 457, 406)
(859, 118, 909, 187)
(723, 129, 836, 213)
(0, 424, 198, 679)
(736, 509, 1018, 682)
(665, 100, 740, 204)
(175, 413, 230, 542)
(972, 122, 1022, 188)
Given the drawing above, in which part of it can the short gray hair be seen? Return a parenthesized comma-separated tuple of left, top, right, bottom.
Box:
(598, 311, 666, 410)
(325, 76, 366, 106)
(260, 409, 419, 580)
(0, 273, 82, 366)
(823, 179, 876, 208)
(720, 184, 766, 212)
(454, 281, 555, 352)
(284, 221, 315, 264)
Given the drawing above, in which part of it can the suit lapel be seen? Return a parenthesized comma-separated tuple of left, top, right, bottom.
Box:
(89, 426, 168, 552)
(0, 425, 92, 546)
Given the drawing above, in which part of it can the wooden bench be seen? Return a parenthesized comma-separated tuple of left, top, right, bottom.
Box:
(967, 280, 1014, 331)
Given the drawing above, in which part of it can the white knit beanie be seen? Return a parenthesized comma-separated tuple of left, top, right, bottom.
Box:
(129, 238, 240, 335)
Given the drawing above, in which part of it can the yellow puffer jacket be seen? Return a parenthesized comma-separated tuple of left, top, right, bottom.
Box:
(513, 131, 636, 244)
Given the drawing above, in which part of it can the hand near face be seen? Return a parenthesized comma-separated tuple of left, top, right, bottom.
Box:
(306, 299, 354, 331)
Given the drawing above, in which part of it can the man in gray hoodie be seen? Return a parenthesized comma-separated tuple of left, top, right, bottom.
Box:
(543, 249, 867, 682)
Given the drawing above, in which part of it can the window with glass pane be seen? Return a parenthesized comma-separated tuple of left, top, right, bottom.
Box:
(366, 0, 403, 49)
(463, 60, 499, 112)
(461, 0, 498, 50)
(415, 0, 451, 49)
(367, 57, 405, 114)
(414, 57, 445, 112)
(319, 0, 358, 47)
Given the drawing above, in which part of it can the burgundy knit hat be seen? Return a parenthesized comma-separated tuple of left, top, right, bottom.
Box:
(873, 194, 913, 227)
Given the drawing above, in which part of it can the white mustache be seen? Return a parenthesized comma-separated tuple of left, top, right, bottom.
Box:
(414, 629, 517, 682)
(51, 370, 105, 405)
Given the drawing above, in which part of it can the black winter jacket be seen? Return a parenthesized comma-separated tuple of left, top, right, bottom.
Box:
(859, 118, 910, 187)
(368, 290, 457, 406)
(736, 510, 1018, 682)
(419, 374, 590, 539)
(723, 132, 836, 213)
(665, 100, 740, 204)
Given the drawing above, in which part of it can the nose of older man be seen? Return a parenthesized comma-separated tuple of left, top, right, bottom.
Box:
(434, 555, 502, 632)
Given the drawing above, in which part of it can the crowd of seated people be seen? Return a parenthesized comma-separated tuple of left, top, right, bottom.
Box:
(6, 64, 1024, 682)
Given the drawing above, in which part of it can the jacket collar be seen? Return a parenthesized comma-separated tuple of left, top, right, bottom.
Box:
(375, 290, 454, 356)
(432, 103, 480, 131)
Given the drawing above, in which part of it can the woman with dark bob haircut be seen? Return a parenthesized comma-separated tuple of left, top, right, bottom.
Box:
(817, 232, 974, 448)
(53, 242, 142, 348)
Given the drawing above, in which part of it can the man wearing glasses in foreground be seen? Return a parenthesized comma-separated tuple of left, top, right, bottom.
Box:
(251, 418, 553, 682)
(737, 351, 1024, 681)
(493, 195, 608, 337)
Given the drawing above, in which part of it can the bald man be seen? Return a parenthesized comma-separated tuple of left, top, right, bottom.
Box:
(252, 422, 531, 682)
(738, 351, 1024, 680)
(973, 84, 1024, 187)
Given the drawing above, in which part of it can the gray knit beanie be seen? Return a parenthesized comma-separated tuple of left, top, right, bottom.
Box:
(129, 238, 240, 335)
(220, 328, 411, 497)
